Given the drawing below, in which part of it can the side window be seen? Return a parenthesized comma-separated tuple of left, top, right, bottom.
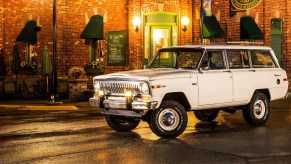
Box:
(251, 51, 277, 68)
(179, 52, 194, 68)
(202, 51, 225, 70)
(178, 51, 202, 69)
(227, 50, 250, 69)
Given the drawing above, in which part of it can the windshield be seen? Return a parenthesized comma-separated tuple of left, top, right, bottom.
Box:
(148, 49, 203, 69)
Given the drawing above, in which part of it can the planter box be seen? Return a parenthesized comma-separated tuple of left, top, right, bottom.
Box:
(85, 68, 104, 75)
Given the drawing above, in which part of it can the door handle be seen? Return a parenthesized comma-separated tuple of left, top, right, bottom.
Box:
(223, 70, 231, 73)
(274, 74, 281, 77)
(249, 70, 256, 72)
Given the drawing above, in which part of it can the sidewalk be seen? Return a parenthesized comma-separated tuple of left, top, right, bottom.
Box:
(0, 99, 98, 111)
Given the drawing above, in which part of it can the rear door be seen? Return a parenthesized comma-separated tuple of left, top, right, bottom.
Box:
(198, 50, 233, 106)
(227, 49, 256, 102)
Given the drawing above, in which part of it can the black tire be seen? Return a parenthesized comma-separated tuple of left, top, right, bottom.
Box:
(105, 115, 140, 132)
(243, 92, 270, 126)
(149, 100, 188, 138)
(194, 110, 219, 121)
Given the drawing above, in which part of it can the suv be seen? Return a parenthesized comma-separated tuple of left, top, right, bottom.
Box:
(90, 45, 289, 138)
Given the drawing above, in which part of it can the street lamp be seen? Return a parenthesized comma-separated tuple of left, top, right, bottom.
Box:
(50, 0, 61, 104)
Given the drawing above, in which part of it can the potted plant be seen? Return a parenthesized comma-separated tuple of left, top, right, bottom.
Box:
(84, 58, 105, 75)
(68, 66, 86, 79)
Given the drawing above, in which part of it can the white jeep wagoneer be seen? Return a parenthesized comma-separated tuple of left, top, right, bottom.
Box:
(90, 45, 289, 138)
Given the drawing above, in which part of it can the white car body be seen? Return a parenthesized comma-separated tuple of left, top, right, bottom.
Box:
(90, 45, 289, 138)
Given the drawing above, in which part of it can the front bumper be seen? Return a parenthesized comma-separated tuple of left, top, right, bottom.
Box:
(285, 91, 291, 98)
(89, 96, 158, 110)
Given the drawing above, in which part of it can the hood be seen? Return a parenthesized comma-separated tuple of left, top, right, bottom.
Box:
(94, 68, 196, 81)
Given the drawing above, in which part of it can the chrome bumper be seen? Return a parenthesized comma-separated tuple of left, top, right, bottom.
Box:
(100, 108, 143, 118)
(89, 97, 102, 107)
(285, 91, 291, 99)
(89, 97, 158, 110)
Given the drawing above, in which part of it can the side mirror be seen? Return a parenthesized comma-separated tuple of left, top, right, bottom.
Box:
(198, 67, 203, 74)
(143, 65, 148, 69)
(200, 62, 209, 70)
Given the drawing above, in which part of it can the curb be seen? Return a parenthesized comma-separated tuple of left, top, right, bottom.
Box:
(18, 105, 79, 110)
(0, 105, 78, 110)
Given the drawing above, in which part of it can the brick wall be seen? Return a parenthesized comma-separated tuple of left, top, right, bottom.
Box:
(128, 0, 193, 69)
(2, 0, 291, 78)
(1, 0, 128, 77)
(0, 1, 4, 49)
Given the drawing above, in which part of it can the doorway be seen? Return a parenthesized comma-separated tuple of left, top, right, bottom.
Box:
(271, 18, 282, 65)
(144, 13, 178, 64)
(152, 26, 171, 56)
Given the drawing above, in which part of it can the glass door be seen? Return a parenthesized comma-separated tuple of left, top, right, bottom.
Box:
(151, 26, 172, 59)
(143, 13, 178, 65)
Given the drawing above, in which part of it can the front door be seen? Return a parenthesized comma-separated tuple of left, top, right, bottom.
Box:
(198, 50, 233, 106)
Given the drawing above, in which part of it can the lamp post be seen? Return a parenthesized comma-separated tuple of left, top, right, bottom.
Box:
(50, 0, 60, 103)
(200, 0, 204, 43)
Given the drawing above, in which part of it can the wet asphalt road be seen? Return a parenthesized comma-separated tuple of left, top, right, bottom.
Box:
(1, 100, 291, 164)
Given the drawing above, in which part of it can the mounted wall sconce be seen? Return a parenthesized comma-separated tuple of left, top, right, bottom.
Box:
(181, 17, 190, 32)
(132, 17, 141, 32)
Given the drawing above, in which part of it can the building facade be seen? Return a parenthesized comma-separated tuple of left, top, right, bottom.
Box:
(0, 0, 290, 79)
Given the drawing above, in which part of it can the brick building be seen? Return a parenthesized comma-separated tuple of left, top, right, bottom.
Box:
(0, 0, 290, 97)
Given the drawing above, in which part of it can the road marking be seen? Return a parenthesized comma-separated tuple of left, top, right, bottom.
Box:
(17, 106, 78, 110)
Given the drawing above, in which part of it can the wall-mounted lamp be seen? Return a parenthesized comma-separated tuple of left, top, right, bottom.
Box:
(181, 17, 190, 32)
(132, 17, 141, 32)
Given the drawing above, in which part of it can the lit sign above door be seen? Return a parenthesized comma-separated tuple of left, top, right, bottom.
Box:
(231, 0, 261, 10)
(230, 0, 261, 16)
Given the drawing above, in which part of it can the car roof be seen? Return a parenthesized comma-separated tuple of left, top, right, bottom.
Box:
(160, 45, 272, 50)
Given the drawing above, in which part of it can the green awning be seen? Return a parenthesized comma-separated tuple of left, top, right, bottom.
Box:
(240, 16, 264, 40)
(81, 15, 103, 40)
(203, 16, 225, 38)
(16, 21, 39, 44)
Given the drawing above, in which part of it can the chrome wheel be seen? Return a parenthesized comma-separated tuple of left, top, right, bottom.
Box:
(158, 108, 180, 131)
(253, 100, 266, 119)
(243, 92, 270, 126)
(149, 100, 188, 138)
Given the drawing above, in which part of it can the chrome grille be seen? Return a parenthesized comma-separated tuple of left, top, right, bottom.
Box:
(99, 81, 141, 94)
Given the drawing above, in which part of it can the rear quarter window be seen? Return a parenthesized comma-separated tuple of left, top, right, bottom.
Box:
(250, 50, 277, 68)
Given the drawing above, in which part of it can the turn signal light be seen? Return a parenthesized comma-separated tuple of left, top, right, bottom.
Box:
(95, 90, 104, 98)
(141, 95, 151, 101)
(125, 91, 132, 97)
(152, 85, 161, 89)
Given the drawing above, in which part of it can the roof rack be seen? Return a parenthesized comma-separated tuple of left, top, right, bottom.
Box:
(187, 41, 265, 46)
(226, 41, 265, 45)
(187, 42, 226, 45)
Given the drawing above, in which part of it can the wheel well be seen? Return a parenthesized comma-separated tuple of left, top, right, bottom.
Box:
(162, 92, 191, 111)
(255, 89, 270, 100)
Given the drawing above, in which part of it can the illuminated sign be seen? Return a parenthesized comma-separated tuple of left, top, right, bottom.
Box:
(231, 0, 261, 10)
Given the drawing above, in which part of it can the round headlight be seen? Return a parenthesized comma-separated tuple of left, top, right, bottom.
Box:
(94, 82, 101, 92)
(140, 82, 149, 94)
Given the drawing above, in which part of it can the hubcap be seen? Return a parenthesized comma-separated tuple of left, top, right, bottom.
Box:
(253, 100, 266, 119)
(158, 108, 180, 131)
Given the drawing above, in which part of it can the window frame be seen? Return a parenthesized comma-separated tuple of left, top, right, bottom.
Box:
(202, 49, 227, 70)
(250, 50, 278, 68)
(226, 49, 251, 69)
